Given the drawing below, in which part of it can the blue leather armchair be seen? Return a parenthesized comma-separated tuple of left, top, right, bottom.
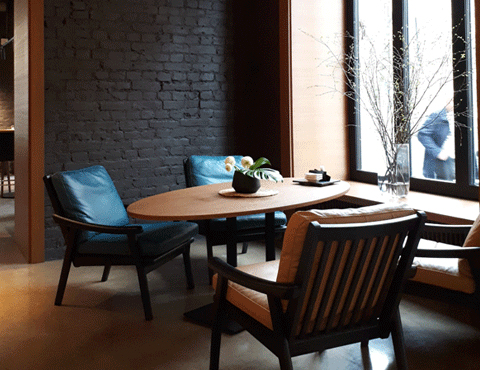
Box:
(44, 165, 199, 320)
(184, 155, 287, 281)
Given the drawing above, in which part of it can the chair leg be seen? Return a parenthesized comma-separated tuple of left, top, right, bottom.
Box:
(101, 263, 111, 282)
(277, 337, 294, 370)
(0, 162, 5, 198)
(135, 265, 153, 321)
(6, 162, 10, 193)
(269, 297, 293, 370)
(240, 242, 248, 254)
(209, 308, 225, 370)
(55, 252, 73, 306)
(391, 308, 408, 370)
(183, 244, 195, 289)
(210, 278, 228, 370)
(207, 239, 214, 284)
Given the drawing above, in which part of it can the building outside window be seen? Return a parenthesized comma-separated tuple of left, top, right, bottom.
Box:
(351, 0, 478, 199)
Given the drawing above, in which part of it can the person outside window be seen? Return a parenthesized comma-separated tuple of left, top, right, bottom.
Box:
(418, 103, 455, 181)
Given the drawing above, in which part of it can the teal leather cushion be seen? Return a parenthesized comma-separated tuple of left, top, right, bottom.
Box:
(185, 155, 243, 187)
(77, 221, 199, 256)
(51, 165, 129, 227)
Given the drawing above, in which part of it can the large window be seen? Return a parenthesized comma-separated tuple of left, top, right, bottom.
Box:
(351, 0, 478, 199)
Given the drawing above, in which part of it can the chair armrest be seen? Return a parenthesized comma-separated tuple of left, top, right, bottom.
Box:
(52, 214, 143, 235)
(208, 257, 299, 300)
(415, 246, 480, 259)
(421, 223, 471, 246)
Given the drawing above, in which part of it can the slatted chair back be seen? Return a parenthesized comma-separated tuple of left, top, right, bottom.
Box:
(284, 213, 425, 341)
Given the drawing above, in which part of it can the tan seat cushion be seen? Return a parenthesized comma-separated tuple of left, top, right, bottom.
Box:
(412, 239, 476, 294)
(277, 203, 416, 284)
(212, 260, 278, 330)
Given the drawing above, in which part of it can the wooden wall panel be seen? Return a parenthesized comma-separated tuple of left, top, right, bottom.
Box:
(291, 0, 348, 179)
(14, 0, 44, 263)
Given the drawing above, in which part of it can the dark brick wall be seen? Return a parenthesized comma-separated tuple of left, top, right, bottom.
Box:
(44, 0, 235, 259)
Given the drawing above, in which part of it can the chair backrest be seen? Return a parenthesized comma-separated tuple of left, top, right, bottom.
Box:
(45, 165, 129, 227)
(277, 204, 425, 338)
(184, 155, 243, 187)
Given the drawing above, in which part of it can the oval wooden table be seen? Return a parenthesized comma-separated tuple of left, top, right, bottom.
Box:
(127, 178, 350, 332)
(127, 178, 350, 266)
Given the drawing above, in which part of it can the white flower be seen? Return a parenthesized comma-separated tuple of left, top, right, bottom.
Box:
(225, 163, 234, 172)
(241, 156, 254, 169)
(224, 156, 236, 166)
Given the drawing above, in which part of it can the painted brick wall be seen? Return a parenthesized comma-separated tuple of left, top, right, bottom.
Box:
(44, 0, 235, 259)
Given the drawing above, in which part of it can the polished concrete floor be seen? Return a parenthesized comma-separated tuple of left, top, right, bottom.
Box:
(1, 196, 480, 369)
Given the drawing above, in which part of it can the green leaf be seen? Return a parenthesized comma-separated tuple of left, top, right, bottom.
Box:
(247, 168, 283, 182)
(249, 157, 271, 171)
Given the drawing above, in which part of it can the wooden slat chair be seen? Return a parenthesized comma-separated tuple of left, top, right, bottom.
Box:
(44, 165, 199, 320)
(209, 203, 426, 370)
(408, 217, 480, 306)
(184, 155, 287, 281)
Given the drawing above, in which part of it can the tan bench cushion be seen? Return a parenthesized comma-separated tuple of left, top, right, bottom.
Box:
(412, 239, 476, 294)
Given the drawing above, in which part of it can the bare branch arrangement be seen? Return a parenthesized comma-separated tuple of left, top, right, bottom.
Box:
(304, 22, 470, 195)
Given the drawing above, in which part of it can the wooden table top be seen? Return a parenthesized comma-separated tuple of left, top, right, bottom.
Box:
(127, 178, 350, 221)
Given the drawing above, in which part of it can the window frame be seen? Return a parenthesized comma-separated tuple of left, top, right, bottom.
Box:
(348, 0, 478, 200)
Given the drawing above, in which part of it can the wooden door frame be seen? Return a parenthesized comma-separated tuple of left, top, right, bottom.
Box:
(14, 0, 44, 263)
(279, 0, 293, 178)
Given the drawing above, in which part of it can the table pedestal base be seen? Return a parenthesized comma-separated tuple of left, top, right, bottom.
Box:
(183, 303, 244, 335)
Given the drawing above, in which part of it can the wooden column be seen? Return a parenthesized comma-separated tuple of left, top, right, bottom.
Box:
(290, 0, 349, 180)
(14, 0, 44, 263)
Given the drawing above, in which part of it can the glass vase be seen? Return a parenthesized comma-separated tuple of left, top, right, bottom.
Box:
(377, 143, 410, 199)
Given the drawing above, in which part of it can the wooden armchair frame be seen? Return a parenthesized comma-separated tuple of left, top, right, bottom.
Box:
(44, 174, 195, 321)
(209, 212, 426, 370)
(407, 222, 480, 306)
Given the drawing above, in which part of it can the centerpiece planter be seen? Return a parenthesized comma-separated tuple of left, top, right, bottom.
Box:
(224, 156, 283, 194)
(232, 171, 261, 194)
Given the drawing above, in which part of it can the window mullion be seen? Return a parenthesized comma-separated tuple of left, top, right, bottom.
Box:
(451, 0, 472, 188)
